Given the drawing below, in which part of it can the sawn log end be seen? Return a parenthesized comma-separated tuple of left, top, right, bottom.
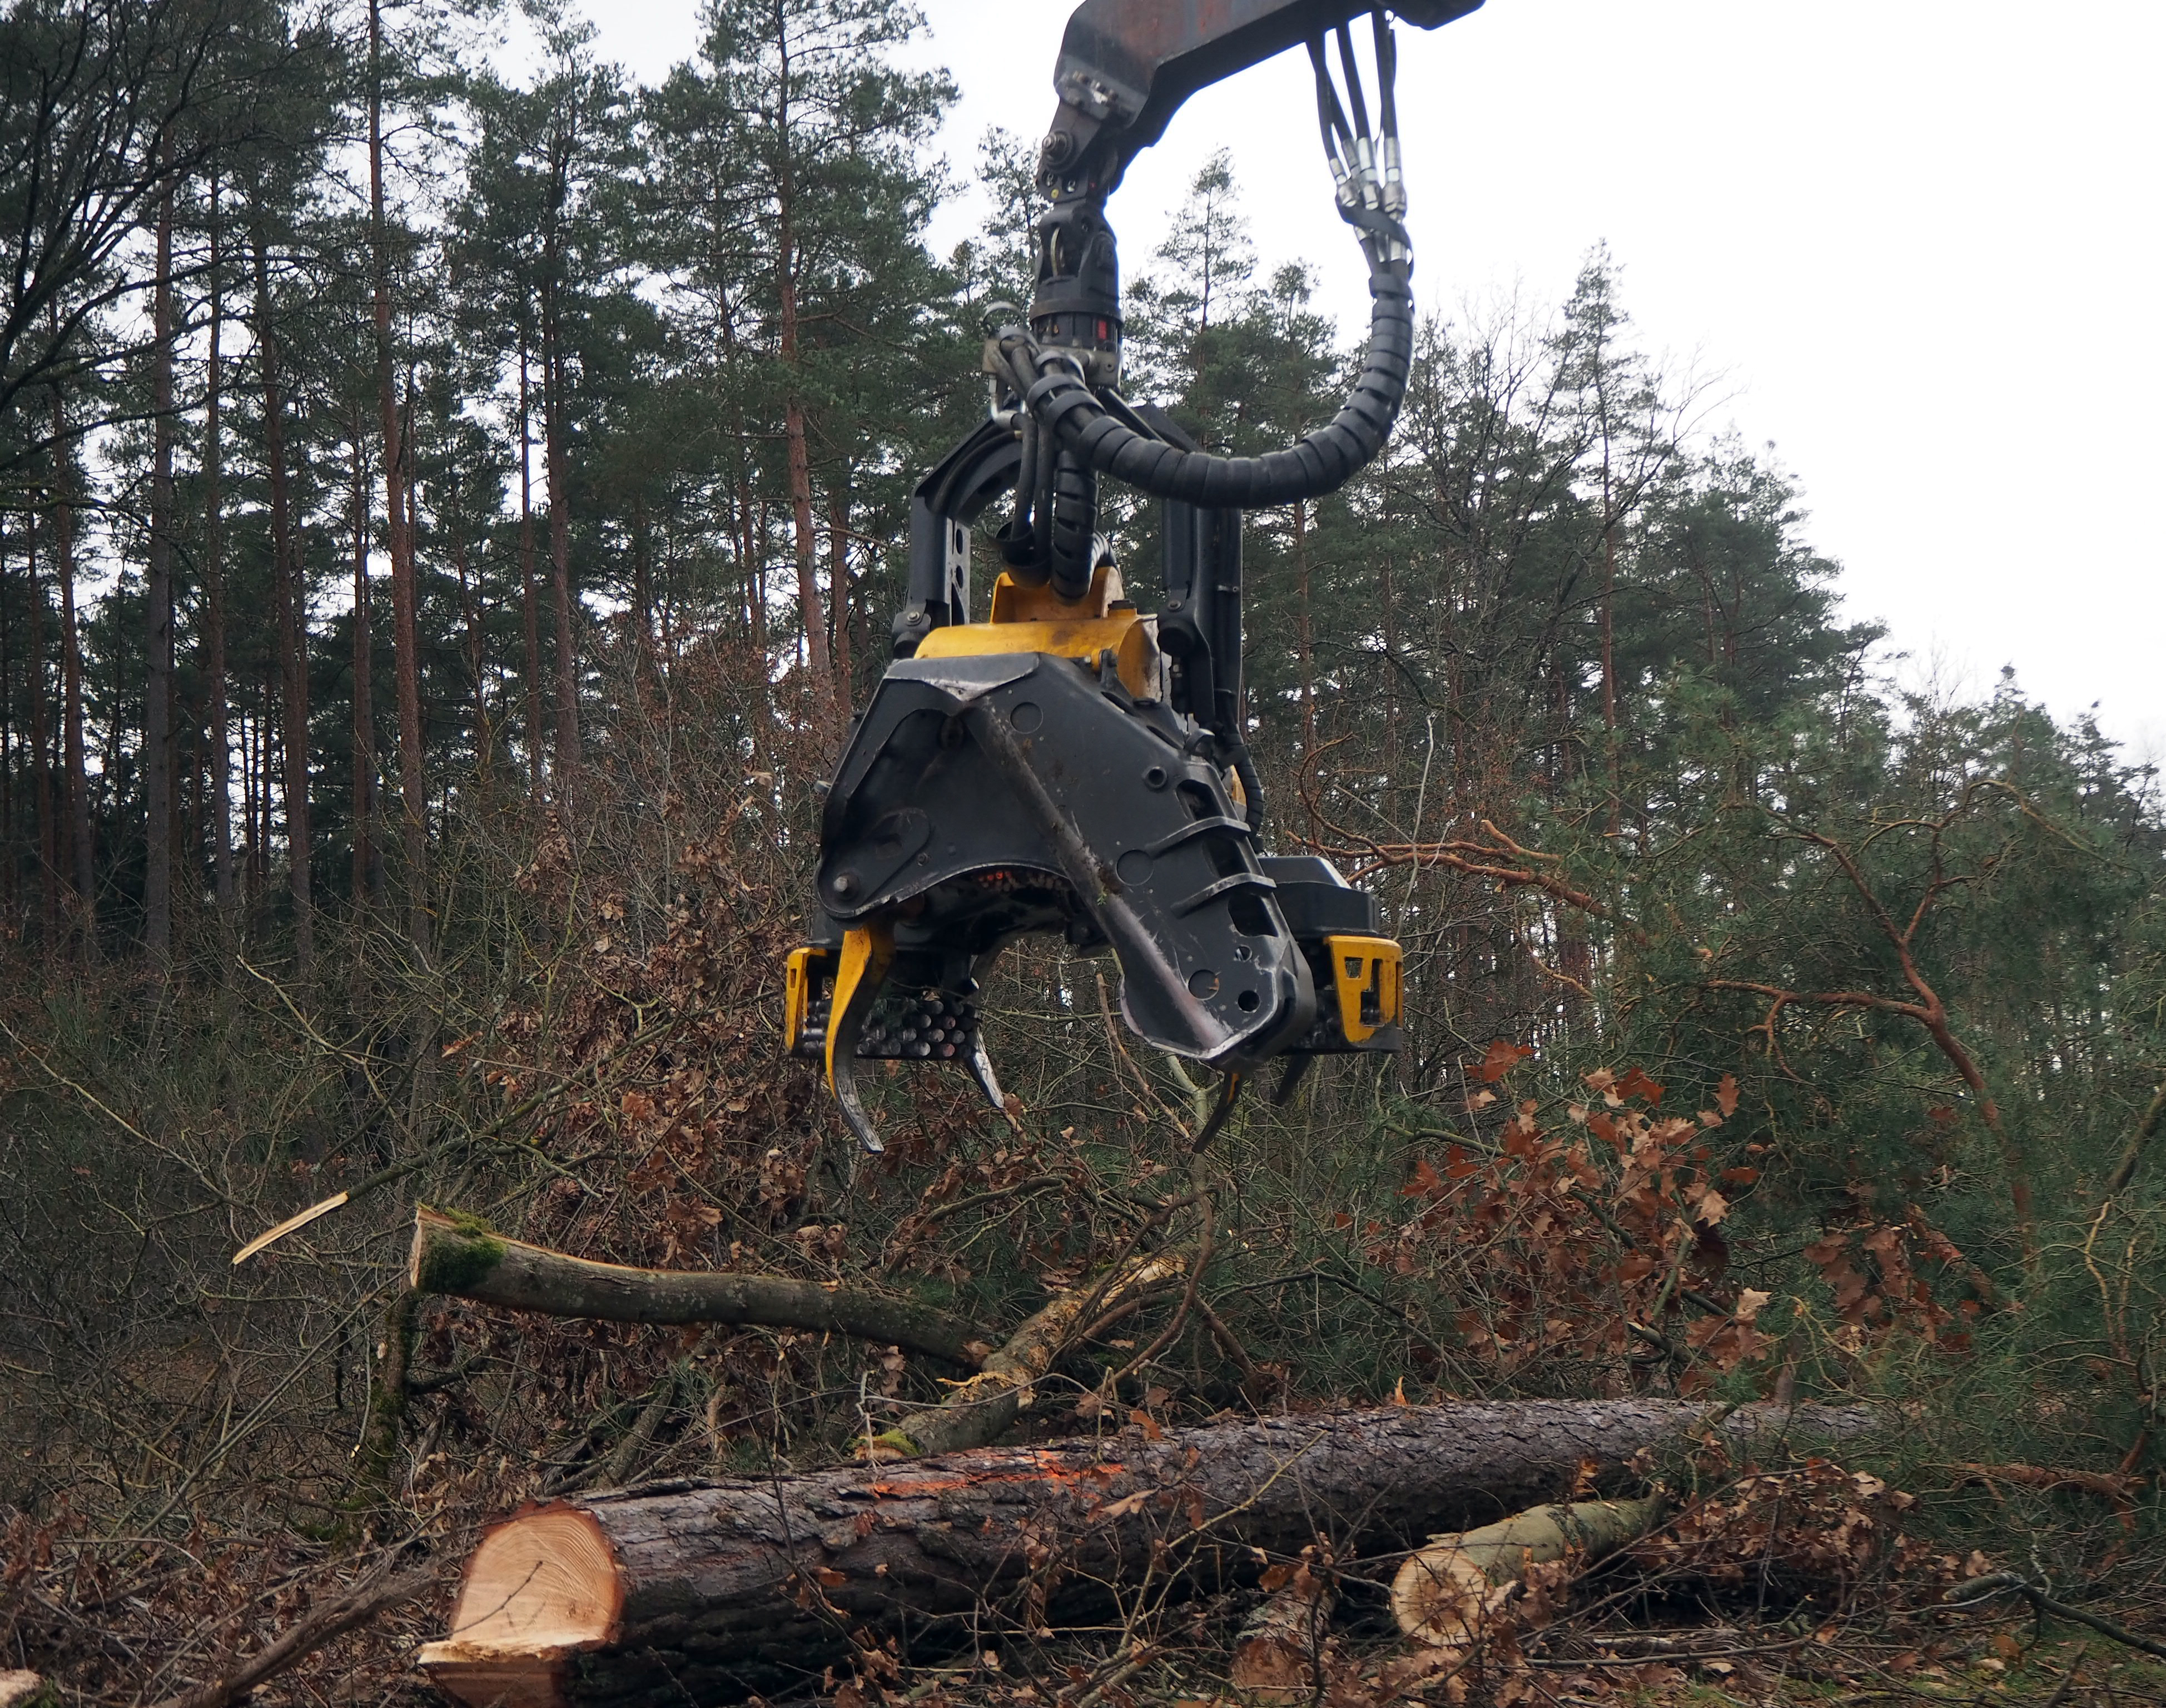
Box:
(417, 1503, 623, 1708)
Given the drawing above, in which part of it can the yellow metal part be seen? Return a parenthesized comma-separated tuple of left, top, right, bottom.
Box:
(783, 944, 831, 1053)
(915, 563, 1161, 701)
(1325, 934, 1403, 1045)
(987, 559, 1124, 621)
(824, 922, 895, 1093)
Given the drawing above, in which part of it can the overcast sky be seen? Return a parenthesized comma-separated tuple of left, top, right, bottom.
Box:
(545, 0, 2166, 759)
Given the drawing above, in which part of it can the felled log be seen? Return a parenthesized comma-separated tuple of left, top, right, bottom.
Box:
(418, 1399, 1874, 1706)
(1391, 1494, 1663, 1646)
(873, 1250, 1188, 1458)
(408, 1206, 983, 1366)
(0, 1673, 44, 1708)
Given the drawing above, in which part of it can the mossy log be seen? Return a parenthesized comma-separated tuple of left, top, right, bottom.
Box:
(408, 1205, 983, 1366)
(416, 1400, 1874, 1707)
(872, 1249, 1188, 1458)
(1390, 1494, 1665, 1646)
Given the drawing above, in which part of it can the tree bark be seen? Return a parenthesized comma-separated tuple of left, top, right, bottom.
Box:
(826, 482, 851, 711)
(349, 430, 379, 903)
(201, 183, 232, 921)
(407, 1206, 983, 1367)
(1294, 497, 1314, 778)
(450, 475, 490, 764)
(416, 1401, 1876, 1707)
(630, 492, 654, 683)
(369, 0, 428, 955)
(543, 263, 579, 783)
(1, 517, 12, 924)
(252, 219, 314, 987)
(771, 14, 834, 734)
(26, 505, 56, 938)
(519, 321, 545, 797)
(53, 390, 94, 940)
(143, 167, 176, 964)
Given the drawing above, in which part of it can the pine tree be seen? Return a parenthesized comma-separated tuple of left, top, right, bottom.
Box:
(640, 0, 951, 732)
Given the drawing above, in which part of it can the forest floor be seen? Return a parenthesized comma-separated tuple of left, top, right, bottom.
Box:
(10, 1451, 2165, 1707)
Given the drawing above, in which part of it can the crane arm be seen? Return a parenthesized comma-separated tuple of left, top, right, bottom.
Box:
(1040, 0, 1482, 195)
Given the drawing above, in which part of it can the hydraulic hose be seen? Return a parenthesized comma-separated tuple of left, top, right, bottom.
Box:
(1002, 15, 1417, 511)
(1001, 262, 1412, 508)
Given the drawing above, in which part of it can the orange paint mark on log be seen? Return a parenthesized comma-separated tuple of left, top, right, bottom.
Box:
(863, 1453, 1130, 1501)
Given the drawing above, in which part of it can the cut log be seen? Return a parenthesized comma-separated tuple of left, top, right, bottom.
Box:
(1390, 1494, 1663, 1646)
(409, 1205, 983, 1366)
(875, 1249, 1187, 1458)
(0, 1673, 44, 1708)
(417, 1399, 1874, 1707)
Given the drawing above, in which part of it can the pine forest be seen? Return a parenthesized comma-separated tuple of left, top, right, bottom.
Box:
(1, 1, 2162, 1703)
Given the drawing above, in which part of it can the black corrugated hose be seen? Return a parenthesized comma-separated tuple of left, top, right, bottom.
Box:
(1002, 12, 1417, 510)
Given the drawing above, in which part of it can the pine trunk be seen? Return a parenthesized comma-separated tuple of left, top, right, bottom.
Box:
(826, 482, 852, 710)
(1, 519, 12, 925)
(370, 0, 428, 954)
(1295, 497, 1314, 772)
(27, 508, 55, 937)
(772, 34, 834, 732)
(453, 495, 489, 765)
(630, 493, 653, 682)
(457, 513, 491, 766)
(418, 1401, 1875, 1708)
(543, 269, 579, 781)
(519, 329, 545, 796)
(53, 397, 94, 936)
(253, 222, 314, 986)
(350, 433, 379, 903)
(143, 173, 176, 962)
(201, 190, 233, 920)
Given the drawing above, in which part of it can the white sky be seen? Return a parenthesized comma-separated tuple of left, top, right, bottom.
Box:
(559, 0, 2166, 759)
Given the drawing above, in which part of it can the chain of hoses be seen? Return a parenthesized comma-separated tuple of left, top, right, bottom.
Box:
(998, 12, 1415, 513)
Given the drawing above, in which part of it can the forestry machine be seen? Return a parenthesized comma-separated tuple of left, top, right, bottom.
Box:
(785, 0, 1482, 1153)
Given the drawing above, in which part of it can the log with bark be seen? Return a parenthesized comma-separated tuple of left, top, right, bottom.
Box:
(407, 1206, 984, 1366)
(416, 1399, 1875, 1707)
(1390, 1494, 1663, 1646)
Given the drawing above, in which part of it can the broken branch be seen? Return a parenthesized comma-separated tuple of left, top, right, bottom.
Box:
(408, 1205, 983, 1367)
